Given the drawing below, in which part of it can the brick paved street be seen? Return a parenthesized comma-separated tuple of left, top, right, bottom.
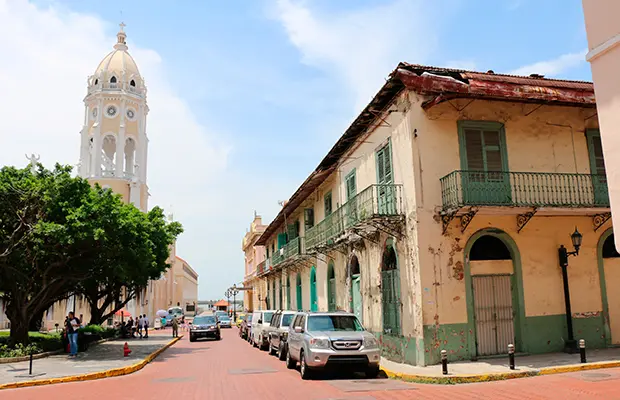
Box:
(3, 328, 620, 400)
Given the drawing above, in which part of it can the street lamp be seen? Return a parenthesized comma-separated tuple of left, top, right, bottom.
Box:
(230, 284, 240, 321)
(225, 289, 232, 317)
(558, 227, 583, 353)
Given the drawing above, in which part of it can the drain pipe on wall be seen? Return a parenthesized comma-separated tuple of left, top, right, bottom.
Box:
(546, 122, 579, 173)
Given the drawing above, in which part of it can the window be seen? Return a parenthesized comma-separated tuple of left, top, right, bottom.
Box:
(376, 140, 393, 184)
(586, 129, 606, 177)
(281, 313, 294, 327)
(470, 235, 511, 260)
(603, 234, 620, 258)
(458, 121, 507, 173)
(307, 315, 363, 332)
(110, 76, 117, 83)
(304, 208, 314, 231)
(345, 169, 357, 201)
(130, 79, 136, 87)
(287, 220, 300, 241)
(324, 191, 332, 217)
(94, 79, 99, 85)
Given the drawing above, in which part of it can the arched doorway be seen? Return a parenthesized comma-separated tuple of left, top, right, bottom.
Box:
(310, 267, 318, 312)
(598, 229, 620, 345)
(327, 261, 336, 311)
(349, 255, 362, 321)
(465, 230, 523, 356)
(296, 274, 302, 311)
(381, 240, 400, 335)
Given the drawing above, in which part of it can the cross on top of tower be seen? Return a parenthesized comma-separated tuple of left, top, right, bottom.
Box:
(114, 22, 128, 50)
(119, 22, 126, 32)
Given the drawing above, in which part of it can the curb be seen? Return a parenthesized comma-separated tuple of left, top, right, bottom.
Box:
(0, 335, 183, 390)
(381, 359, 620, 385)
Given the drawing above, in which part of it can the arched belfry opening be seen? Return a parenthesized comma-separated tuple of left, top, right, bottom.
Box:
(101, 135, 116, 177)
(124, 138, 136, 176)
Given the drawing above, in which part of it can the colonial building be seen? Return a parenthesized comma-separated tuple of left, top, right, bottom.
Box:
(252, 63, 616, 366)
(22, 24, 199, 330)
(241, 213, 267, 312)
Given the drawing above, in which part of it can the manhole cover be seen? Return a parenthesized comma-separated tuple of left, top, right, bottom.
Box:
(153, 376, 196, 383)
(229, 368, 278, 375)
(583, 372, 612, 378)
(578, 371, 617, 382)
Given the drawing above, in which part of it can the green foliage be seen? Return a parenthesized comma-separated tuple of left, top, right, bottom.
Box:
(78, 325, 117, 339)
(0, 331, 62, 356)
(0, 163, 183, 344)
(0, 343, 42, 358)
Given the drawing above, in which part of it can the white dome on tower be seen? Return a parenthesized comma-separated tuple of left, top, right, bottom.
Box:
(87, 23, 146, 97)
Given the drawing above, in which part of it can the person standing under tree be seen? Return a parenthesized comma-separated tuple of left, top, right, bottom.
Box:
(65, 312, 80, 358)
(172, 317, 179, 338)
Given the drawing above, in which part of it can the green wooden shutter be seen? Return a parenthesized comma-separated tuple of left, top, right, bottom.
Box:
(277, 233, 287, 249)
(586, 129, 606, 176)
(459, 122, 508, 173)
(304, 208, 314, 230)
(345, 170, 357, 200)
(376, 140, 394, 184)
(287, 223, 298, 241)
(324, 192, 332, 216)
(464, 128, 485, 171)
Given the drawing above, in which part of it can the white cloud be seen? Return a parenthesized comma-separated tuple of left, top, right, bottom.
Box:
(509, 50, 588, 77)
(0, 0, 230, 295)
(272, 0, 437, 111)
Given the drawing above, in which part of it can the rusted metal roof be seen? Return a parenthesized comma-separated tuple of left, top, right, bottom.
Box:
(255, 63, 597, 245)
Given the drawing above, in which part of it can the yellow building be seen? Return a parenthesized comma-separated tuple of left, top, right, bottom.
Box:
(252, 63, 615, 366)
(242, 213, 267, 312)
(35, 25, 198, 330)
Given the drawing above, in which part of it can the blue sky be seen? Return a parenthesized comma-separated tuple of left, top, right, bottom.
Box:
(3, 0, 591, 299)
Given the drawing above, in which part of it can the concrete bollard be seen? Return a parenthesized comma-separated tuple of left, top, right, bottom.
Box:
(441, 349, 448, 375)
(508, 344, 515, 370)
(579, 339, 586, 363)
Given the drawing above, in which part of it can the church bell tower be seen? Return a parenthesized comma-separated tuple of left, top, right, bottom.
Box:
(79, 23, 149, 211)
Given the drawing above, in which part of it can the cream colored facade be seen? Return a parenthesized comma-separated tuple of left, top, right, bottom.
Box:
(583, 0, 620, 253)
(242, 214, 267, 312)
(21, 25, 199, 331)
(252, 63, 616, 366)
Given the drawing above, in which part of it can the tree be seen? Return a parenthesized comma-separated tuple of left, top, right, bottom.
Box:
(79, 199, 183, 325)
(0, 164, 181, 345)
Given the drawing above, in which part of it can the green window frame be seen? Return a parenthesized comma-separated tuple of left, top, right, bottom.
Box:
(277, 233, 287, 249)
(304, 208, 314, 231)
(324, 191, 333, 217)
(458, 121, 509, 172)
(376, 139, 394, 184)
(586, 128, 609, 206)
(327, 261, 336, 312)
(310, 267, 318, 312)
(286, 275, 291, 310)
(345, 169, 357, 201)
(296, 274, 303, 311)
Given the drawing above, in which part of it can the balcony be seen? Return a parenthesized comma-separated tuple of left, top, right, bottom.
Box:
(306, 184, 404, 252)
(440, 170, 609, 210)
(272, 237, 306, 267)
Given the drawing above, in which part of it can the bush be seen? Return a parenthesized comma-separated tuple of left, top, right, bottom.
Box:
(0, 343, 42, 358)
(78, 325, 117, 339)
(0, 332, 63, 355)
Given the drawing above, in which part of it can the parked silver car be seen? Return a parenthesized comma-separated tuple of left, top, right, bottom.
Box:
(267, 310, 296, 360)
(285, 312, 381, 380)
(251, 310, 275, 350)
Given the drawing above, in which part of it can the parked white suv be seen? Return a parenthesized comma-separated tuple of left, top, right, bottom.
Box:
(251, 310, 275, 350)
(286, 312, 381, 380)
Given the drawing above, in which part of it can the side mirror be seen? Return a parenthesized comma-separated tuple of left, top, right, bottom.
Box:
(294, 326, 303, 334)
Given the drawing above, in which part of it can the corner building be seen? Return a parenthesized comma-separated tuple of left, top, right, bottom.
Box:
(252, 63, 617, 366)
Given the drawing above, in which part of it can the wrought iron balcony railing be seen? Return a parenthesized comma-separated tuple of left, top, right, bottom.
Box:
(440, 170, 610, 210)
(272, 237, 306, 267)
(305, 184, 404, 251)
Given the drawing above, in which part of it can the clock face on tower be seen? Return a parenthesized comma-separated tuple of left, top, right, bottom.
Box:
(106, 105, 117, 118)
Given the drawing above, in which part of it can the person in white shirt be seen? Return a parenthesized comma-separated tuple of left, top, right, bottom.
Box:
(137, 315, 144, 338)
(143, 315, 149, 338)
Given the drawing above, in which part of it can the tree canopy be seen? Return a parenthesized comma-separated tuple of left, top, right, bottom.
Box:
(0, 164, 182, 345)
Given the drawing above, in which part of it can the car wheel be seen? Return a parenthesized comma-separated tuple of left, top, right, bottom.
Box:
(299, 351, 312, 380)
(216, 335, 221, 341)
(278, 343, 287, 361)
(189, 335, 196, 342)
(269, 341, 277, 356)
(252, 335, 258, 348)
(285, 347, 296, 369)
(365, 365, 380, 379)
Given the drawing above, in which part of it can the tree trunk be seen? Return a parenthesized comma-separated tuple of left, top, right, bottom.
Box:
(88, 300, 105, 326)
(5, 302, 30, 346)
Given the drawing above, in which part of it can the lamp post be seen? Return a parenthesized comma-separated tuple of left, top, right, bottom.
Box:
(230, 285, 240, 322)
(558, 227, 583, 353)
(225, 289, 232, 317)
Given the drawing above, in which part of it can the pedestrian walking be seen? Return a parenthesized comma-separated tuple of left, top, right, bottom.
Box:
(65, 312, 80, 358)
(143, 315, 149, 338)
(127, 317, 135, 338)
(172, 317, 179, 338)
(137, 315, 144, 338)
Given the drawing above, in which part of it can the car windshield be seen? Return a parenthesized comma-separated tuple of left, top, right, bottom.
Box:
(220, 316, 230, 321)
(307, 315, 363, 332)
(281, 314, 294, 327)
(263, 312, 274, 323)
(193, 316, 215, 325)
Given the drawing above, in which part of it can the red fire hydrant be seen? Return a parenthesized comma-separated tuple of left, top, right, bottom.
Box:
(123, 342, 131, 357)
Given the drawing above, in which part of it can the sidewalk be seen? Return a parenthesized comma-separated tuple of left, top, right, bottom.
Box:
(381, 347, 620, 384)
(0, 335, 180, 389)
